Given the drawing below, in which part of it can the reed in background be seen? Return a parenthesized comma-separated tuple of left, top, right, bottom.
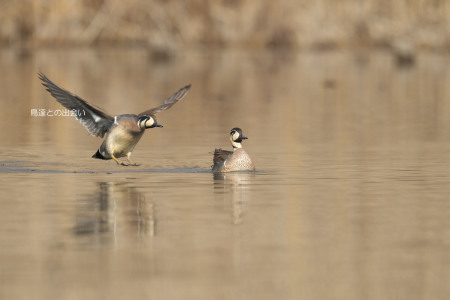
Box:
(0, 0, 448, 50)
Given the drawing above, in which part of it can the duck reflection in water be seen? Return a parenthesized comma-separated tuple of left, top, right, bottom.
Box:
(213, 172, 255, 224)
(74, 181, 155, 244)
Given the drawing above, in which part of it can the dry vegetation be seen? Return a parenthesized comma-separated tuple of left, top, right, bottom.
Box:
(0, 0, 449, 50)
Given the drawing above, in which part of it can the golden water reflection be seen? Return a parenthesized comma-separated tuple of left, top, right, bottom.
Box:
(73, 181, 155, 243)
(213, 172, 255, 225)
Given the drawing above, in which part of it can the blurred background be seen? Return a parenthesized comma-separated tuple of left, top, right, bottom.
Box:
(0, 0, 449, 51)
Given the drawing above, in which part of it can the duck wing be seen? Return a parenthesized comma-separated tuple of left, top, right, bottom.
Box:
(138, 84, 191, 117)
(213, 148, 234, 166)
(39, 72, 114, 138)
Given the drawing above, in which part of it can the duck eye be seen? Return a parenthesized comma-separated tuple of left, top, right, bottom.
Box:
(138, 116, 152, 128)
(230, 130, 241, 141)
(138, 117, 147, 128)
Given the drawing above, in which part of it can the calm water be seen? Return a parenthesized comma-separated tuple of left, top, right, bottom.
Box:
(1, 48, 450, 299)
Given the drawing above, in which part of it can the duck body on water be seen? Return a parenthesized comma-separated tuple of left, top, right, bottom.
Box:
(212, 128, 255, 173)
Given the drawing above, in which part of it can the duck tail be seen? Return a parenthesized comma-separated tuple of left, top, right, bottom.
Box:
(92, 150, 108, 160)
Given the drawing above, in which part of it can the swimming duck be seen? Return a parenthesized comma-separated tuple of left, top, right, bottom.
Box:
(212, 128, 255, 173)
(39, 72, 191, 166)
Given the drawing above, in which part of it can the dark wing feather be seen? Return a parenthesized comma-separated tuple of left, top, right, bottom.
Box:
(138, 84, 191, 117)
(213, 148, 233, 166)
(39, 72, 114, 138)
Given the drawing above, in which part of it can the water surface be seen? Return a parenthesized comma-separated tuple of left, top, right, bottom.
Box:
(1, 48, 450, 299)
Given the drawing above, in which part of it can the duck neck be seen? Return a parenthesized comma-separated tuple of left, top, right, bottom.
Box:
(231, 140, 242, 150)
